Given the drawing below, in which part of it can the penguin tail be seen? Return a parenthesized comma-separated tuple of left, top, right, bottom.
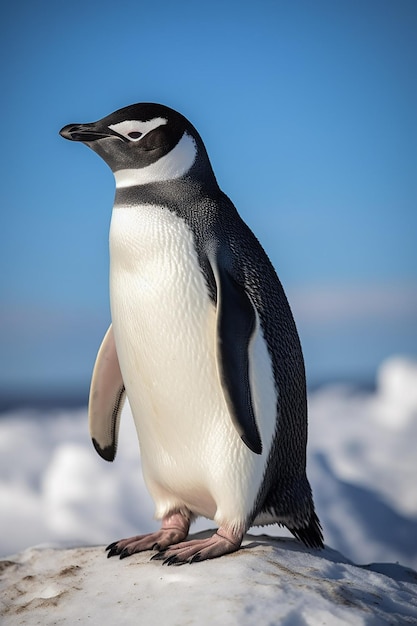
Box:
(291, 511, 324, 549)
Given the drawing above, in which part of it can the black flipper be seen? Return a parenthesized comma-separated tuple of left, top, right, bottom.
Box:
(209, 252, 263, 454)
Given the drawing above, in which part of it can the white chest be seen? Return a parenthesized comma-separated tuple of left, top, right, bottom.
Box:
(109, 205, 226, 457)
(109, 204, 215, 391)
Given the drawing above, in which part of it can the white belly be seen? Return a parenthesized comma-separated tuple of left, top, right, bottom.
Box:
(109, 204, 276, 531)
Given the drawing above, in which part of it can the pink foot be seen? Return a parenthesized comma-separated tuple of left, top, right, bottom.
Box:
(151, 527, 244, 565)
(106, 512, 190, 559)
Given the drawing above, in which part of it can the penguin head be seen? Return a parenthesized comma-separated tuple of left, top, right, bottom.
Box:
(60, 103, 216, 188)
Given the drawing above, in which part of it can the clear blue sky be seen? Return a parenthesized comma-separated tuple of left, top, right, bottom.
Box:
(1, 0, 416, 398)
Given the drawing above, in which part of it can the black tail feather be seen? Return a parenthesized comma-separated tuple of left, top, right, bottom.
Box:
(291, 511, 324, 549)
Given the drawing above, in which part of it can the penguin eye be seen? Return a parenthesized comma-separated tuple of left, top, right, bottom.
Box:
(127, 131, 142, 140)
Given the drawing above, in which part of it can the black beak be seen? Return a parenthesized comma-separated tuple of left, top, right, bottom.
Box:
(59, 122, 113, 142)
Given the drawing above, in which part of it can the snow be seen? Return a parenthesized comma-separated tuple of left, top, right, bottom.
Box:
(1, 355, 417, 623)
(307, 358, 417, 568)
(1, 537, 416, 625)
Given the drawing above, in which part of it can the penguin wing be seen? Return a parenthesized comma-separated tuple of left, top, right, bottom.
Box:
(88, 324, 126, 462)
(209, 251, 263, 454)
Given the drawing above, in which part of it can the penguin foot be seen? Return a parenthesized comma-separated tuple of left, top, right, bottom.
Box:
(151, 528, 243, 565)
(106, 512, 190, 559)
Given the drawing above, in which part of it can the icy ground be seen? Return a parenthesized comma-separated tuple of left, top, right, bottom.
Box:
(0, 356, 416, 623)
(1, 535, 417, 625)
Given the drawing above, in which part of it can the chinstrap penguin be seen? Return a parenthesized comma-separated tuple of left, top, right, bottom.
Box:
(60, 103, 323, 564)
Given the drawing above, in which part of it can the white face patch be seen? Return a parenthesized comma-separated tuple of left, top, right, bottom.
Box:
(108, 117, 167, 142)
(114, 132, 197, 187)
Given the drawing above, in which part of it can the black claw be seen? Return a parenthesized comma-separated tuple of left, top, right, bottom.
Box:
(166, 556, 189, 566)
(150, 551, 166, 561)
(107, 547, 121, 558)
(152, 543, 161, 551)
(106, 542, 118, 552)
(190, 552, 202, 563)
(119, 549, 131, 560)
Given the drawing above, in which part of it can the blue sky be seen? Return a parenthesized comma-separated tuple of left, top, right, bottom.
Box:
(1, 0, 416, 398)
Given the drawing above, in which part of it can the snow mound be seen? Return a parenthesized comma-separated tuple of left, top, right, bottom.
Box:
(373, 357, 417, 429)
(307, 356, 417, 568)
(1, 535, 416, 626)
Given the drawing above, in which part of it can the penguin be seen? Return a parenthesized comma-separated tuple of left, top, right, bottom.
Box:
(60, 103, 323, 564)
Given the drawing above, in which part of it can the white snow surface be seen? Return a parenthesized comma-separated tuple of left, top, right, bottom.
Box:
(1, 356, 417, 623)
(1, 537, 417, 625)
